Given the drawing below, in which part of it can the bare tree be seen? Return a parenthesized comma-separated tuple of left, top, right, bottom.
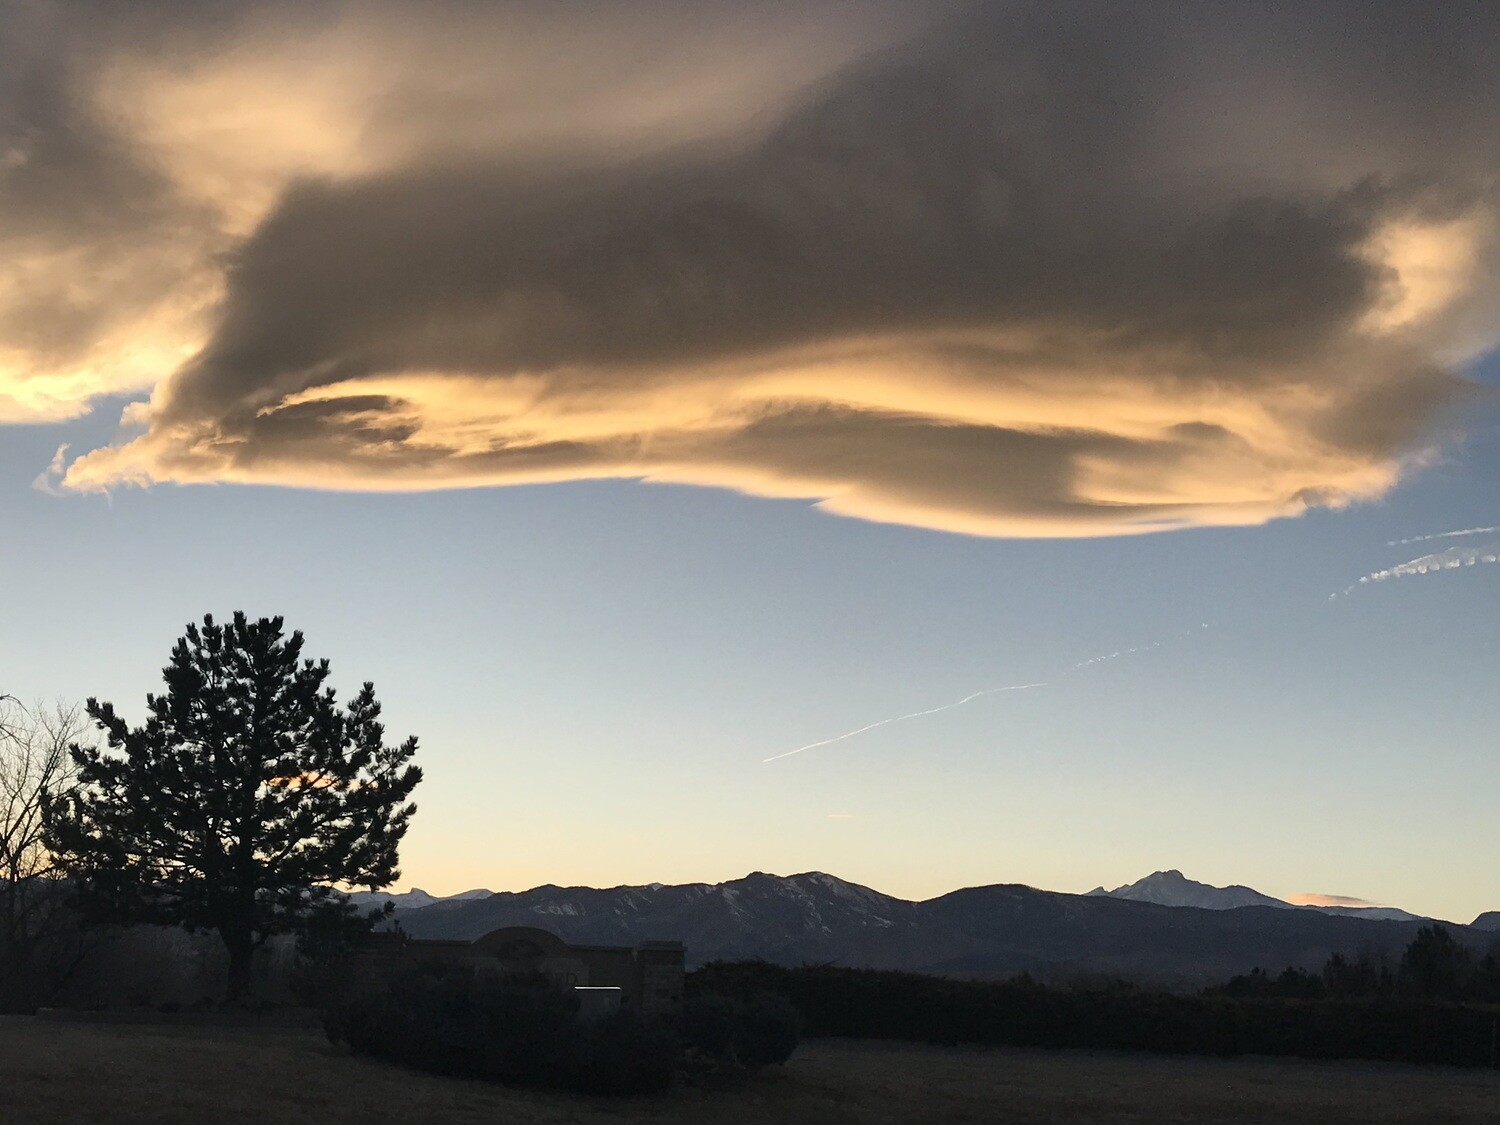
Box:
(0, 697, 92, 1010)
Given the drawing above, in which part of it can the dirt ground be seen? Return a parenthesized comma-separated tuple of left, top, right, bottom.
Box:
(4, 1016, 1499, 1124)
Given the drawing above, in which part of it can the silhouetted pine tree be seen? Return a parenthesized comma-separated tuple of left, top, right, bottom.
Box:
(46, 613, 421, 1001)
(1398, 924, 1473, 999)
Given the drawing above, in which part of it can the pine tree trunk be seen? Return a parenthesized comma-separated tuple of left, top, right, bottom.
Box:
(224, 930, 254, 1004)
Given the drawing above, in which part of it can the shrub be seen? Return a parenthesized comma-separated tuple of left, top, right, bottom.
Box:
(680, 991, 801, 1073)
(571, 1007, 679, 1095)
(325, 962, 676, 1094)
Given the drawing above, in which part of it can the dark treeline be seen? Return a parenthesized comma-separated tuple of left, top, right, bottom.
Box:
(1215, 924, 1500, 1003)
(692, 928, 1500, 1069)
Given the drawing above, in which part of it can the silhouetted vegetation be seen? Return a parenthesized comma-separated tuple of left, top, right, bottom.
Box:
(0, 699, 101, 1012)
(691, 947, 1500, 1068)
(44, 613, 422, 1001)
(679, 991, 802, 1073)
(327, 962, 677, 1094)
(289, 896, 381, 1006)
(326, 962, 800, 1094)
(1215, 924, 1500, 1004)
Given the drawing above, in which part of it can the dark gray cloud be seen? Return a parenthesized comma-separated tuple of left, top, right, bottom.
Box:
(12, 0, 1498, 534)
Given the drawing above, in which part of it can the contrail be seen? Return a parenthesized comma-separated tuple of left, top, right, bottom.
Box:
(762, 682, 1047, 763)
(1064, 625, 1207, 672)
(1332, 544, 1500, 598)
(768, 527, 1490, 763)
(765, 622, 1212, 763)
(1387, 526, 1499, 547)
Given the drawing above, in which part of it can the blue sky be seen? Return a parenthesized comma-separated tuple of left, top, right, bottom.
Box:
(2, 2, 1498, 924)
(3, 350, 1495, 920)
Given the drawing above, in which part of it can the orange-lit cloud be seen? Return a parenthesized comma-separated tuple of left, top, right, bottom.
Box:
(1, 1, 903, 424)
(7, 2, 1500, 537)
(1286, 893, 1385, 909)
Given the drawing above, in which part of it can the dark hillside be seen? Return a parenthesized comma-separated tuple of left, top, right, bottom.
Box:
(389, 872, 1493, 983)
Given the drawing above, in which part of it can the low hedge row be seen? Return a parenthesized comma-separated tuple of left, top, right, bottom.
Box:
(690, 961, 1500, 1068)
(325, 962, 798, 1095)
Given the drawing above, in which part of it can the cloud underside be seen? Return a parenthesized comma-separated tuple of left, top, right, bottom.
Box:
(65, 352, 1455, 537)
(6, 2, 1500, 536)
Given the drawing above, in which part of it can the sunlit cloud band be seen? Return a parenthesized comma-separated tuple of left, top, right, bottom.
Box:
(5, 1, 1499, 537)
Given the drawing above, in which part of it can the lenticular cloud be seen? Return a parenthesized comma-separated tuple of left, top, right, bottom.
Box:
(7, 1, 1500, 538)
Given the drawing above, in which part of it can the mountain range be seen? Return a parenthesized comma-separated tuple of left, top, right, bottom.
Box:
(1086, 869, 1428, 922)
(364, 870, 1497, 984)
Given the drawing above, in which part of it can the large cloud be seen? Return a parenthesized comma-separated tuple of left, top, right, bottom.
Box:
(6, 1, 1499, 535)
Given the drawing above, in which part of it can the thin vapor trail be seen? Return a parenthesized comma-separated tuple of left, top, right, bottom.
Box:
(1387, 526, 1499, 546)
(1332, 544, 1500, 598)
(762, 683, 1047, 763)
(1064, 625, 1208, 673)
(765, 623, 1214, 763)
(769, 526, 1495, 762)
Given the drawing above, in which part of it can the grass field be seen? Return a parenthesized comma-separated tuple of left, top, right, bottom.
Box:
(4, 1015, 1499, 1123)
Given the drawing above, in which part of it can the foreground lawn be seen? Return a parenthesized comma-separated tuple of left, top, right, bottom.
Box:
(4, 1015, 1499, 1124)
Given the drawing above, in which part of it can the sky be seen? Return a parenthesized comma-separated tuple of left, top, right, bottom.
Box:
(2, 0, 1498, 923)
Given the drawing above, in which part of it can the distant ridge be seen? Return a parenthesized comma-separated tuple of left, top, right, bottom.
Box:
(1473, 911, 1500, 931)
(373, 870, 1487, 984)
(347, 887, 493, 912)
(1312, 905, 1427, 923)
